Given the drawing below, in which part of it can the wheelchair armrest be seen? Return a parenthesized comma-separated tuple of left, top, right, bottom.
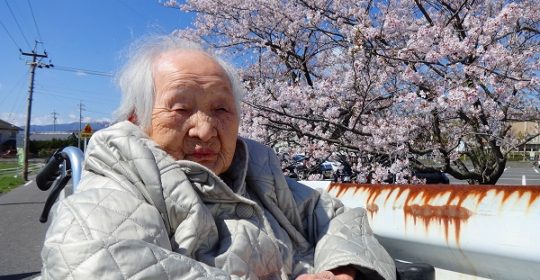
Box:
(395, 260, 435, 280)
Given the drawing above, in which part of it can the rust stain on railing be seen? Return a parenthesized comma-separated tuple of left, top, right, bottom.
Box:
(328, 183, 540, 244)
(403, 204, 471, 243)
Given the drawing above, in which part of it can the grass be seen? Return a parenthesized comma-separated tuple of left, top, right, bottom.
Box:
(0, 162, 17, 169)
(0, 160, 40, 194)
(0, 175, 25, 194)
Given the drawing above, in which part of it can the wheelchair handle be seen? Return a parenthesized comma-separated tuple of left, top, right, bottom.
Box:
(36, 146, 84, 223)
(36, 150, 64, 191)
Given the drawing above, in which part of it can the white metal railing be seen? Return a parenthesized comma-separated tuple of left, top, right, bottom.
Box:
(301, 181, 540, 280)
(0, 165, 41, 176)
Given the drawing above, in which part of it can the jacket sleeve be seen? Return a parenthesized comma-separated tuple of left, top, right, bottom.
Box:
(242, 138, 396, 279)
(287, 179, 396, 280)
(41, 187, 230, 280)
(314, 194, 396, 280)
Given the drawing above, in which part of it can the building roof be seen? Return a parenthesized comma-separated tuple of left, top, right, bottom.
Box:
(0, 119, 21, 131)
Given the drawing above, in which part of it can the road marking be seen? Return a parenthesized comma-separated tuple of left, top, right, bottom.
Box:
(24, 180, 33, 186)
(534, 168, 539, 174)
(522, 175, 526, 186)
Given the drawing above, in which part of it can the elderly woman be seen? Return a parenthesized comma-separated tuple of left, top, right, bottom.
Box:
(40, 35, 396, 280)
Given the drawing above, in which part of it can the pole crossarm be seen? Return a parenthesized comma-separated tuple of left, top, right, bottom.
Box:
(20, 51, 48, 58)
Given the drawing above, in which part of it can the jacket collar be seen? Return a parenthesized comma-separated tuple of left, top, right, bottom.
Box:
(219, 138, 249, 194)
(174, 138, 249, 202)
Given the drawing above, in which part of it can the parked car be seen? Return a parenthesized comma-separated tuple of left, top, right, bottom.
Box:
(362, 168, 449, 184)
(325, 161, 354, 183)
(320, 162, 334, 179)
(413, 170, 450, 184)
(373, 154, 450, 184)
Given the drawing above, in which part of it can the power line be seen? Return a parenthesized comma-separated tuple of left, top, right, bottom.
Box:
(0, 70, 30, 114)
(1, 70, 29, 126)
(21, 87, 114, 120)
(26, 0, 42, 42)
(35, 83, 117, 97)
(5, 0, 32, 49)
(0, 18, 22, 50)
(6, 89, 25, 123)
(84, 109, 115, 116)
(50, 65, 113, 77)
(34, 89, 118, 105)
(34, 83, 118, 96)
(115, 0, 146, 20)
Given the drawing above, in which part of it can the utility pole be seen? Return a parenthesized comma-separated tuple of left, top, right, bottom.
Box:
(51, 110, 58, 132)
(78, 101, 85, 149)
(21, 41, 52, 181)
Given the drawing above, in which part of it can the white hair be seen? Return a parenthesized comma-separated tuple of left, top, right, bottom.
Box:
(114, 34, 244, 130)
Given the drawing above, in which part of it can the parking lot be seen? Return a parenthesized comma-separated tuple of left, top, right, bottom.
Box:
(448, 161, 540, 185)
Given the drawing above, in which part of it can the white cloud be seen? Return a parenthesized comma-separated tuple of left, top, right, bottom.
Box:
(32, 114, 57, 126)
(95, 117, 112, 123)
(66, 113, 79, 123)
(1, 112, 112, 127)
(0, 112, 58, 126)
(0, 112, 25, 126)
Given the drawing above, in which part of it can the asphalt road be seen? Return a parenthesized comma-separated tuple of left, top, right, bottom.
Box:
(447, 161, 540, 185)
(0, 161, 538, 279)
(498, 162, 540, 185)
(0, 178, 49, 280)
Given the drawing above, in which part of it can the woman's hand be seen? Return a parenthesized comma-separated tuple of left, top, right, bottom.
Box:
(295, 266, 356, 280)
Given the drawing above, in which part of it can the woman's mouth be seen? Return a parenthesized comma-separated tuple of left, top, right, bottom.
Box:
(188, 148, 218, 161)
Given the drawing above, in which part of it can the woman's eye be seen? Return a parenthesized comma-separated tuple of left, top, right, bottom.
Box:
(171, 106, 188, 112)
(216, 107, 229, 112)
(171, 108, 191, 115)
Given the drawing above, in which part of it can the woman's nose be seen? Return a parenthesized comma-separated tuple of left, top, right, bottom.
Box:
(187, 112, 217, 142)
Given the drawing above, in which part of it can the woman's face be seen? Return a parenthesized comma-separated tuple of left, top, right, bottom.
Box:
(147, 50, 239, 175)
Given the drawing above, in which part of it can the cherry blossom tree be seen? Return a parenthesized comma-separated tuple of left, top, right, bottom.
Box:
(166, 0, 540, 184)
(354, 0, 540, 184)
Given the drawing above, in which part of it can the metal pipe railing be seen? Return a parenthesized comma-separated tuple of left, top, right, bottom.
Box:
(301, 181, 540, 280)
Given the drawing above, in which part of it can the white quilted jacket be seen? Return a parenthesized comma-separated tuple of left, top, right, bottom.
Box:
(40, 121, 396, 280)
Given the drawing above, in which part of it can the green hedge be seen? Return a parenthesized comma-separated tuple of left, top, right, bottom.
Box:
(29, 134, 79, 158)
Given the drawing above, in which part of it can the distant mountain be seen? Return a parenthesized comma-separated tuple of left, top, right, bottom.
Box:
(22, 121, 112, 133)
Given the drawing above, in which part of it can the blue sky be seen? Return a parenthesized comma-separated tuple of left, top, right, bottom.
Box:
(0, 0, 193, 126)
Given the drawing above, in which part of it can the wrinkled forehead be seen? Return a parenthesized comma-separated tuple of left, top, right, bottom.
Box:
(153, 49, 231, 86)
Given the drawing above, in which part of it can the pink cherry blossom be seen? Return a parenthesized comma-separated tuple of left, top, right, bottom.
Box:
(166, 0, 540, 184)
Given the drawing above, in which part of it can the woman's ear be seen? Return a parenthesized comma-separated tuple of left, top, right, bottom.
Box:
(128, 112, 138, 124)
